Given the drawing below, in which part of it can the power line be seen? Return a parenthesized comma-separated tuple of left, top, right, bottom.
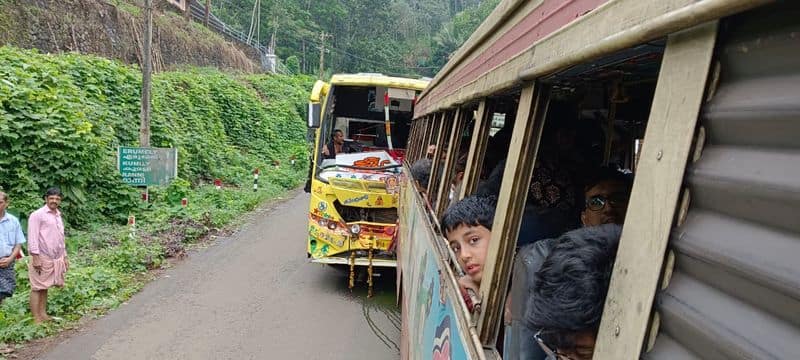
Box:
(209, 0, 439, 72)
(300, 36, 438, 71)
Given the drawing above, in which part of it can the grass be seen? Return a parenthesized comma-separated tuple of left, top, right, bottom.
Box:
(109, 0, 142, 16)
(0, 178, 303, 347)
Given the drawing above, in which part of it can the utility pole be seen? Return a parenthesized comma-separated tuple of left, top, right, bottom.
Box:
(205, 0, 211, 27)
(140, 0, 153, 148)
(318, 32, 331, 79)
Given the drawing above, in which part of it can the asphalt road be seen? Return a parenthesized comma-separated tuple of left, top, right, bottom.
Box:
(40, 191, 401, 360)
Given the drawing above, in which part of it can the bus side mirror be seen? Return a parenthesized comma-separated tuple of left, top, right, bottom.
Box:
(308, 102, 321, 128)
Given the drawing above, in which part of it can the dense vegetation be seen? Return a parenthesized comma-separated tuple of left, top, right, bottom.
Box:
(211, 0, 501, 77)
(0, 46, 313, 343)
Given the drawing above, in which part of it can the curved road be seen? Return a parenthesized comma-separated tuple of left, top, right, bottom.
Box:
(41, 192, 400, 360)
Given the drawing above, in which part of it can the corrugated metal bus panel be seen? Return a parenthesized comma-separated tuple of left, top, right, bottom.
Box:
(703, 75, 800, 148)
(658, 273, 800, 359)
(652, 2, 800, 359)
(673, 213, 800, 326)
(645, 333, 700, 359)
(688, 146, 800, 234)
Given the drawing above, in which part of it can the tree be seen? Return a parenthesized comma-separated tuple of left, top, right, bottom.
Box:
(210, 0, 499, 76)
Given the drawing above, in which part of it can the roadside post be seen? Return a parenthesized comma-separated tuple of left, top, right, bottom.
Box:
(128, 214, 136, 239)
(253, 168, 260, 192)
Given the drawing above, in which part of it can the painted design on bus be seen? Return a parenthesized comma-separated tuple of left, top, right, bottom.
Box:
(343, 194, 369, 205)
(432, 316, 452, 360)
(400, 181, 470, 360)
(352, 156, 392, 168)
(415, 247, 468, 360)
(385, 175, 399, 194)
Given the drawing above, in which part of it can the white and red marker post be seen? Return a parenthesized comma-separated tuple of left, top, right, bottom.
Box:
(253, 168, 260, 192)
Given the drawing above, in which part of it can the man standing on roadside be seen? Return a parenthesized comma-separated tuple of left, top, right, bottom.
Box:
(28, 187, 68, 323)
(0, 191, 26, 305)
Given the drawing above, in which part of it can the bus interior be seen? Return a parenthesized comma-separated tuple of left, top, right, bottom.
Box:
(420, 39, 668, 354)
(321, 85, 417, 159)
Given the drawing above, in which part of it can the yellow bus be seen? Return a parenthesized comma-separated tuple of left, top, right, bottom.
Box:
(398, 1, 799, 359)
(305, 74, 428, 275)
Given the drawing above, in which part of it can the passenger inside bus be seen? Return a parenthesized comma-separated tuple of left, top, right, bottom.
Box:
(441, 195, 497, 312)
(410, 158, 433, 195)
(478, 104, 596, 249)
(448, 153, 469, 205)
(507, 167, 632, 360)
(322, 129, 359, 159)
(527, 224, 622, 360)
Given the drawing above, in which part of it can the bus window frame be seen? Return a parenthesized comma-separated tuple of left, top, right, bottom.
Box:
(408, 116, 426, 163)
(427, 111, 455, 200)
(459, 99, 493, 199)
(407, 118, 421, 162)
(477, 83, 551, 347)
(594, 21, 718, 359)
(312, 85, 336, 182)
(435, 108, 469, 217)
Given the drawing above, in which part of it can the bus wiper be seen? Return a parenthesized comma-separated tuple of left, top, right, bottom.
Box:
(321, 164, 401, 171)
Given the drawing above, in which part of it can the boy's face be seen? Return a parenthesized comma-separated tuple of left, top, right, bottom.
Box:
(447, 224, 491, 284)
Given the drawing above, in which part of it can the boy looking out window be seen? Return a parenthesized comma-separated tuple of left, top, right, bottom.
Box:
(441, 195, 496, 311)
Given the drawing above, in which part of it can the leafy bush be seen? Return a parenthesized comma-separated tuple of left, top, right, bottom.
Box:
(0, 46, 312, 226)
(0, 47, 312, 344)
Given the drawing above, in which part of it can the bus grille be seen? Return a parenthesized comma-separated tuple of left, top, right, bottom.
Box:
(333, 201, 397, 223)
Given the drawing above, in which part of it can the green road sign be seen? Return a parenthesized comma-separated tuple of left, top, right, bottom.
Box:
(118, 147, 178, 186)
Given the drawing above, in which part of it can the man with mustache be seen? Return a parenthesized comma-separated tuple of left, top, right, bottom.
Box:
(28, 187, 69, 323)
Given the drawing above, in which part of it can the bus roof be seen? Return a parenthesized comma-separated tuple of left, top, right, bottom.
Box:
(330, 73, 429, 91)
(415, 0, 763, 118)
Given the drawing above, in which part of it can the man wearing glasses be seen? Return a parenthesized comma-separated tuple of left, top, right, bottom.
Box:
(505, 167, 631, 360)
(579, 168, 632, 227)
(528, 224, 622, 360)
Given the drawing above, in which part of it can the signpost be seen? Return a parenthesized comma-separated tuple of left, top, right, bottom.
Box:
(118, 147, 178, 186)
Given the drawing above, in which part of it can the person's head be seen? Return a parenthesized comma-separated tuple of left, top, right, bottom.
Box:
(426, 144, 437, 159)
(581, 167, 633, 227)
(452, 153, 469, 188)
(0, 192, 8, 215)
(43, 187, 63, 211)
(410, 158, 433, 191)
(542, 102, 579, 153)
(332, 129, 344, 145)
(527, 224, 622, 360)
(441, 195, 496, 285)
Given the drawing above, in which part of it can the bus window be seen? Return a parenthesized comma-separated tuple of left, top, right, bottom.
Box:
(480, 43, 666, 358)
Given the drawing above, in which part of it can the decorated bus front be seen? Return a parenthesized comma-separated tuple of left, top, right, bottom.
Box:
(306, 74, 428, 268)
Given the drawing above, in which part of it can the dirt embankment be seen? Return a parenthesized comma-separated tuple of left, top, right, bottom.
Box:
(0, 0, 260, 72)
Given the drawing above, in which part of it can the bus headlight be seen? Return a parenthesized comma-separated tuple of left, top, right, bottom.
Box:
(318, 218, 329, 227)
(350, 224, 361, 235)
(327, 222, 337, 230)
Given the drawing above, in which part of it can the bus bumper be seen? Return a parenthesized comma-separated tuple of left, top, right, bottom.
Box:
(311, 257, 397, 268)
